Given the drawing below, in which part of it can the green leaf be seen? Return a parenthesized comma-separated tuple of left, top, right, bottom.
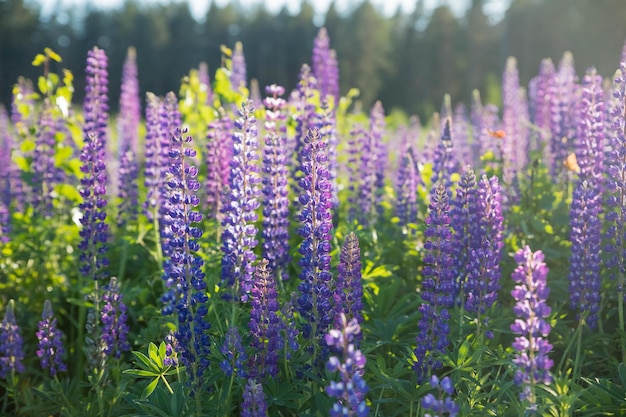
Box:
(132, 350, 161, 373)
(13, 155, 29, 171)
(54, 184, 82, 203)
(38, 76, 48, 95)
(20, 139, 36, 153)
(619, 363, 626, 388)
(141, 377, 160, 399)
(124, 369, 160, 378)
(32, 54, 46, 66)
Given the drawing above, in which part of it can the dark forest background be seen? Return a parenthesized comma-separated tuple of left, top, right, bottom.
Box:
(2, 0, 626, 119)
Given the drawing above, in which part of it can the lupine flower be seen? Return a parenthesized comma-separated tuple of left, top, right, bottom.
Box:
(292, 64, 320, 181)
(414, 184, 455, 384)
(370, 101, 387, 218)
(0, 105, 11, 242)
(312, 27, 339, 100)
(531, 58, 555, 161)
(0, 300, 25, 378)
(221, 100, 260, 301)
(219, 326, 247, 378)
(163, 330, 179, 367)
(325, 313, 369, 417)
(261, 85, 290, 280)
(116, 47, 140, 228)
(395, 139, 420, 227)
(143, 93, 166, 221)
(198, 61, 214, 105)
(205, 109, 232, 219)
(450, 167, 479, 302)
(333, 233, 363, 342)
(549, 51, 578, 179)
(161, 127, 210, 387)
(511, 246, 553, 409)
(231, 41, 247, 91)
(605, 61, 626, 293)
(279, 294, 300, 360)
(78, 46, 110, 282)
(37, 300, 67, 376)
(452, 104, 472, 167)
(241, 378, 268, 417)
(576, 68, 605, 183)
(421, 375, 459, 417)
(32, 108, 59, 216)
(502, 56, 524, 186)
(248, 259, 282, 379)
(347, 124, 375, 225)
(568, 180, 602, 329)
(296, 128, 334, 341)
(320, 98, 339, 207)
(431, 117, 454, 187)
(101, 277, 130, 359)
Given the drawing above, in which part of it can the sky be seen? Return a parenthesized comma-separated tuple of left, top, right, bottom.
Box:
(34, 0, 510, 22)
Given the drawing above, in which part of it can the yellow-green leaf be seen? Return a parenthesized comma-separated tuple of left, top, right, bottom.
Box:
(32, 54, 46, 66)
(45, 47, 62, 63)
(38, 76, 48, 95)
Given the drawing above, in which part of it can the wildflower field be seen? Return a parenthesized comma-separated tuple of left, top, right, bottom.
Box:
(2, 28, 626, 416)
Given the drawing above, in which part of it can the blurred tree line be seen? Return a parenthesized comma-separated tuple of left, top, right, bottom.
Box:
(1, 0, 626, 119)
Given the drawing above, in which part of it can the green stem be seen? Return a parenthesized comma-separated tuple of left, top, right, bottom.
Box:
(572, 316, 585, 381)
(620, 270, 626, 363)
(160, 374, 174, 394)
(54, 375, 77, 414)
(117, 237, 129, 280)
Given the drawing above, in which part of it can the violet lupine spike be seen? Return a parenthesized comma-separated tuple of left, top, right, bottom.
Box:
(320, 98, 339, 207)
(221, 100, 260, 301)
(31, 109, 58, 216)
(0, 105, 12, 242)
(78, 46, 110, 282)
(576, 68, 605, 183)
(312, 27, 339, 101)
(296, 128, 334, 341)
(605, 64, 626, 293)
(261, 85, 290, 280)
(205, 109, 232, 220)
(511, 246, 553, 409)
(452, 103, 471, 168)
(414, 184, 455, 384)
(37, 300, 67, 377)
(502, 57, 523, 186)
(532, 59, 555, 160)
(370, 101, 387, 218)
(241, 378, 268, 417)
(421, 375, 460, 417)
(470, 90, 484, 162)
(231, 41, 247, 91)
(333, 233, 364, 343)
(569, 180, 602, 329)
(292, 64, 320, 181)
(0, 300, 25, 378)
(347, 124, 375, 226)
(161, 127, 211, 387)
(450, 167, 479, 302)
(219, 326, 247, 378)
(248, 259, 282, 379)
(550, 52, 578, 179)
(431, 116, 455, 188)
(143, 93, 165, 221)
(279, 294, 300, 360)
(100, 277, 130, 359)
(325, 313, 369, 417)
(198, 61, 214, 105)
(395, 146, 420, 227)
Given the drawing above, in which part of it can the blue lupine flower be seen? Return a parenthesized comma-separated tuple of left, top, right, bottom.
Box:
(312, 27, 339, 101)
(37, 300, 67, 376)
(421, 375, 459, 417)
(220, 326, 247, 378)
(296, 128, 334, 341)
(576, 68, 605, 183)
(221, 100, 260, 301)
(205, 110, 232, 219)
(414, 184, 455, 383)
(249, 259, 282, 379)
(101, 277, 130, 359)
(241, 378, 268, 417)
(511, 246, 553, 409)
(325, 313, 369, 417)
(0, 301, 25, 379)
(231, 41, 247, 91)
(333, 233, 363, 343)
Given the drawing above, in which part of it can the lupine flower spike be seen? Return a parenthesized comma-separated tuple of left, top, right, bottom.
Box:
(0, 300, 25, 379)
(325, 313, 369, 417)
(421, 375, 459, 417)
(37, 300, 67, 377)
(511, 246, 553, 412)
(241, 378, 268, 417)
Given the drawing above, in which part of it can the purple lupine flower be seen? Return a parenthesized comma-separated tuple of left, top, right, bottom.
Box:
(395, 136, 420, 227)
(297, 128, 334, 341)
(143, 93, 165, 221)
(320, 98, 339, 207)
(549, 51, 578, 179)
(325, 313, 369, 417)
(279, 294, 300, 360)
(576, 68, 605, 183)
(220, 326, 247, 378)
(292, 64, 320, 182)
(431, 117, 455, 187)
(502, 57, 524, 186)
(470, 90, 484, 165)
(231, 41, 247, 91)
(37, 300, 67, 376)
(370, 101, 387, 218)
(0, 301, 25, 378)
(261, 85, 291, 280)
(312, 27, 339, 101)
(198, 61, 214, 105)
(78, 46, 110, 282)
(205, 109, 232, 219)
(0, 105, 12, 242)
(465, 175, 503, 326)
(241, 378, 268, 417)
(511, 246, 553, 409)
(605, 59, 626, 293)
(450, 167, 479, 302)
(452, 103, 471, 168)
(347, 124, 375, 225)
(101, 277, 130, 358)
(161, 127, 210, 387)
(221, 100, 260, 301)
(163, 330, 179, 367)
(414, 184, 455, 384)
(248, 259, 282, 379)
(116, 47, 140, 228)
(568, 180, 602, 329)
(31, 109, 59, 216)
(531, 58, 555, 163)
(333, 233, 363, 343)
(421, 375, 460, 417)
